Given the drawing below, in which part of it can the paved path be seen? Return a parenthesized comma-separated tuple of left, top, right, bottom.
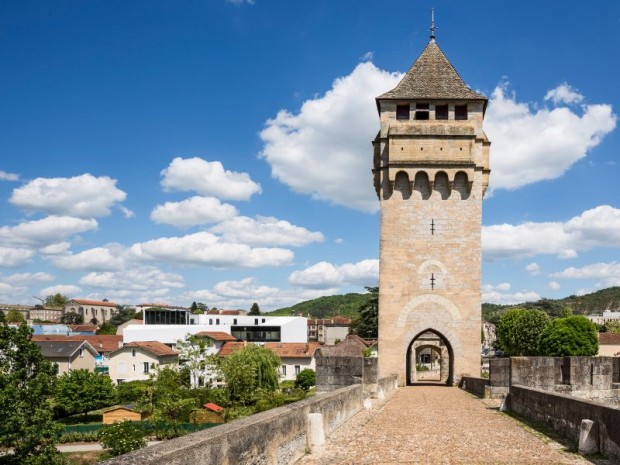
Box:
(298, 386, 607, 465)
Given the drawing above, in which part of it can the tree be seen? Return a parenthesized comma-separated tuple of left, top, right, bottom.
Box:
(137, 366, 195, 427)
(539, 315, 599, 356)
(97, 322, 117, 335)
(55, 369, 117, 419)
(295, 369, 316, 391)
(109, 306, 137, 327)
(351, 286, 378, 338)
(99, 421, 146, 457)
(0, 310, 5, 323)
(249, 302, 261, 315)
(190, 301, 198, 312)
(221, 346, 281, 405)
(44, 293, 68, 308)
(176, 334, 217, 388)
(0, 323, 66, 464)
(496, 308, 550, 356)
(6, 309, 25, 323)
(60, 311, 84, 325)
(602, 320, 620, 333)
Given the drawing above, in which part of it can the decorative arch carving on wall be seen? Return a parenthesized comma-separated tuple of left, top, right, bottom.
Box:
(417, 259, 448, 290)
(397, 293, 461, 328)
(413, 171, 431, 200)
(433, 171, 450, 200)
(394, 171, 412, 200)
(453, 171, 471, 200)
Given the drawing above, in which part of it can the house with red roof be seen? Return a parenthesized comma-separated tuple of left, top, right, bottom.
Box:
(64, 298, 119, 327)
(108, 340, 179, 385)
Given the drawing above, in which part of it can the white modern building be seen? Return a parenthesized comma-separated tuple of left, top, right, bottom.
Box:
(123, 315, 308, 346)
(587, 310, 620, 325)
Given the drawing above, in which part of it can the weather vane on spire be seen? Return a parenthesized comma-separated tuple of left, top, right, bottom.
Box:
(430, 8, 437, 42)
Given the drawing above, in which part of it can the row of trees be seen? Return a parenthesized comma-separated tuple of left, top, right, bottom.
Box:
(496, 308, 599, 356)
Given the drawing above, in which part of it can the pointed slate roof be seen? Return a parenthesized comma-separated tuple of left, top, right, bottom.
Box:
(377, 41, 486, 101)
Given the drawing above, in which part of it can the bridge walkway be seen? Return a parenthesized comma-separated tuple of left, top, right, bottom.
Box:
(298, 385, 604, 465)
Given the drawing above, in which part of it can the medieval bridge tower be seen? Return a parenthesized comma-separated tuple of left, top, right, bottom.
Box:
(373, 29, 490, 386)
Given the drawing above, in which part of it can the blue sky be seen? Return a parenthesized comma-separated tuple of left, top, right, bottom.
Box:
(1, 0, 619, 311)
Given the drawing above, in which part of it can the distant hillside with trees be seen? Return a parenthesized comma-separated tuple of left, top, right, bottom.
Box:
(268, 286, 620, 324)
(267, 293, 373, 319)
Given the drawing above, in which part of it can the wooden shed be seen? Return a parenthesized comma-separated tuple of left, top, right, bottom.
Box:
(102, 405, 144, 424)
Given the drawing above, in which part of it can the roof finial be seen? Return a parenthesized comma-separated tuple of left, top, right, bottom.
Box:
(430, 8, 436, 42)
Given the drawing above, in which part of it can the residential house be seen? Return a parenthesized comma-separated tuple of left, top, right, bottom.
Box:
(28, 305, 63, 322)
(108, 341, 179, 385)
(316, 334, 376, 357)
(64, 299, 118, 326)
(307, 317, 352, 345)
(181, 331, 237, 388)
(587, 310, 620, 325)
(217, 341, 321, 381)
(599, 332, 620, 357)
(33, 339, 98, 375)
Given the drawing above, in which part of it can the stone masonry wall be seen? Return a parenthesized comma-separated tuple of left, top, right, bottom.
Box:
(506, 385, 620, 460)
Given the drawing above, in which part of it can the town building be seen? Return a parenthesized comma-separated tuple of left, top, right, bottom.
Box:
(108, 340, 179, 384)
(33, 339, 98, 375)
(374, 27, 489, 385)
(587, 310, 620, 325)
(598, 332, 620, 357)
(64, 298, 119, 326)
(307, 317, 351, 345)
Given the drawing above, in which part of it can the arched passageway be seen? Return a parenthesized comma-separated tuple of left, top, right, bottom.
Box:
(406, 329, 454, 386)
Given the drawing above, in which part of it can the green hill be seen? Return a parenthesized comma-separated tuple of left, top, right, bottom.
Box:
(267, 292, 371, 319)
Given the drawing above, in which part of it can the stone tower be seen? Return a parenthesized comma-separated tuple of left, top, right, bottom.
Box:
(373, 31, 490, 386)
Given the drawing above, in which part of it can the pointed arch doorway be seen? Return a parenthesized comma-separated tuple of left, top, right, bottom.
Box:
(406, 329, 454, 386)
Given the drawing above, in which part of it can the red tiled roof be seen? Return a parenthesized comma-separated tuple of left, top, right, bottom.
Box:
(121, 341, 179, 357)
(194, 331, 237, 342)
(218, 341, 321, 359)
(599, 333, 620, 345)
(32, 335, 123, 354)
(217, 341, 254, 356)
(264, 342, 321, 358)
(220, 310, 242, 315)
(317, 334, 370, 357)
(203, 403, 224, 412)
(70, 299, 118, 307)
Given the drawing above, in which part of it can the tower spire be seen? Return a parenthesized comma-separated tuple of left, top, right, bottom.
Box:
(430, 8, 436, 42)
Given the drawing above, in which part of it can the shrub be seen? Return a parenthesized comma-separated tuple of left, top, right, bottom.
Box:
(59, 431, 100, 443)
(98, 421, 146, 457)
(295, 369, 316, 391)
(539, 315, 599, 356)
(496, 308, 550, 356)
(415, 364, 429, 372)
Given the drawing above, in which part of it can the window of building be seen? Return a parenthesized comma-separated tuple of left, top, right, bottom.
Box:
(281, 365, 287, 376)
(143, 362, 150, 374)
(216, 318, 220, 325)
(435, 105, 449, 120)
(295, 365, 301, 376)
(396, 104, 410, 120)
(233, 318, 237, 325)
(132, 349, 136, 357)
(209, 318, 213, 325)
(118, 361, 125, 374)
(455, 105, 468, 120)
(415, 103, 429, 120)
(262, 318, 265, 323)
(78, 348, 83, 358)
(132, 364, 136, 373)
(254, 318, 259, 325)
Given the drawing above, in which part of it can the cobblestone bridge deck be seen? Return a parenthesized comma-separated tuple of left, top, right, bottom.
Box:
(298, 386, 608, 465)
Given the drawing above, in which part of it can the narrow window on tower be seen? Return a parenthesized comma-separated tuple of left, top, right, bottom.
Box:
(435, 105, 448, 120)
(430, 219, 435, 235)
(396, 104, 410, 120)
(415, 103, 429, 120)
(455, 105, 468, 120)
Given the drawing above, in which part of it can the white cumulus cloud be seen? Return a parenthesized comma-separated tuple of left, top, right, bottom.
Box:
(49, 246, 125, 271)
(151, 196, 238, 228)
(525, 262, 541, 275)
(547, 281, 562, 291)
(260, 62, 402, 213)
(0, 216, 98, 248)
(0, 170, 19, 181)
(288, 259, 379, 289)
(0, 247, 34, 268)
(482, 284, 540, 305)
(551, 262, 620, 287)
(129, 231, 293, 268)
(79, 267, 184, 291)
(10, 174, 127, 218)
(160, 157, 261, 201)
(483, 205, 620, 260)
(40, 284, 81, 297)
(4, 272, 55, 285)
(485, 82, 616, 190)
(544, 83, 583, 105)
(209, 215, 324, 247)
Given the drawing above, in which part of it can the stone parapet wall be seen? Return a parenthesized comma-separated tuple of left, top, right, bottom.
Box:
(100, 384, 366, 465)
(316, 356, 378, 393)
(506, 385, 620, 460)
(458, 376, 489, 398)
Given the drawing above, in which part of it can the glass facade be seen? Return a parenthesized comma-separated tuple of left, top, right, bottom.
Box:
(231, 326, 281, 342)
